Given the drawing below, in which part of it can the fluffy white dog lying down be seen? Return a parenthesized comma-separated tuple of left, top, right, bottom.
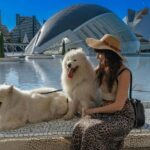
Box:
(61, 48, 101, 120)
(0, 85, 68, 131)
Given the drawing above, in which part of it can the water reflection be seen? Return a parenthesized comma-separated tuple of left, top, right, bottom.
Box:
(0, 56, 149, 101)
(27, 58, 62, 89)
(0, 59, 62, 90)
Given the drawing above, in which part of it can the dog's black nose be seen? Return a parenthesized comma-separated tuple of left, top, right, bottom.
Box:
(67, 63, 72, 68)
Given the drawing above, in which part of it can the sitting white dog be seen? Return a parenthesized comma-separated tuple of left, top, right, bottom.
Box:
(61, 48, 101, 120)
(0, 85, 68, 131)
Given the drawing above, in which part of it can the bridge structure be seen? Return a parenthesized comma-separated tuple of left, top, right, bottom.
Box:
(4, 43, 28, 53)
(140, 42, 150, 52)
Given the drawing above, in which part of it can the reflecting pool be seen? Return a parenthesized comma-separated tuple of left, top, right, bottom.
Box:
(0, 56, 150, 101)
(0, 58, 62, 90)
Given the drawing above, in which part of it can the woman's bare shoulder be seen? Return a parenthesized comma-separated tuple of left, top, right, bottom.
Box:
(118, 68, 130, 83)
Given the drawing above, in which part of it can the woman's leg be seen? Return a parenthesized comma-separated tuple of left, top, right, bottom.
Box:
(80, 119, 109, 150)
(70, 116, 102, 150)
(80, 115, 133, 150)
(71, 101, 134, 150)
(70, 119, 86, 150)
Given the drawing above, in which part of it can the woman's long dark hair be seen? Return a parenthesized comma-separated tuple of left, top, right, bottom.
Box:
(95, 49, 123, 92)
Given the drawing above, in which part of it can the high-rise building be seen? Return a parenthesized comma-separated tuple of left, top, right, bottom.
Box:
(10, 14, 41, 43)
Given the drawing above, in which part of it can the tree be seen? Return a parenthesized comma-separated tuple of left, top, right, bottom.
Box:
(0, 31, 4, 58)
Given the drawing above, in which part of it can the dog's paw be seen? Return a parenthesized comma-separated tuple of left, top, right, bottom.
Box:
(63, 114, 73, 120)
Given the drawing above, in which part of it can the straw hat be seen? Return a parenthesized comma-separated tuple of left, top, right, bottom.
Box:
(86, 34, 124, 60)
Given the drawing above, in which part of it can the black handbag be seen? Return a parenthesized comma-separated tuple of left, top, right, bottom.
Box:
(129, 71, 145, 128)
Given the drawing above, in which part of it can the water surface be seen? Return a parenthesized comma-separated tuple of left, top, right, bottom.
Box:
(0, 56, 149, 101)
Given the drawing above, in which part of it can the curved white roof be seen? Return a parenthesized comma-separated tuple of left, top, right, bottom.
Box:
(25, 4, 140, 54)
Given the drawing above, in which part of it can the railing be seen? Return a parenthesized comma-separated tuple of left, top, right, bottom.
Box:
(4, 43, 28, 53)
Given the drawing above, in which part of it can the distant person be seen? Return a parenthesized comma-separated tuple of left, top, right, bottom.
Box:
(70, 34, 135, 150)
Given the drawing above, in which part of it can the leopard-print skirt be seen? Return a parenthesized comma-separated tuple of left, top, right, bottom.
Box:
(70, 100, 135, 150)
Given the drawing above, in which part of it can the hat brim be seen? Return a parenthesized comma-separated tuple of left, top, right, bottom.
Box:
(86, 38, 124, 60)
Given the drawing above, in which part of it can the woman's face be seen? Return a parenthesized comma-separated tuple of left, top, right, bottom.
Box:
(96, 52, 109, 71)
(96, 53, 105, 64)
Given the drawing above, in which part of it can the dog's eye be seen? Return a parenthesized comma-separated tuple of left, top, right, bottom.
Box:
(73, 59, 77, 61)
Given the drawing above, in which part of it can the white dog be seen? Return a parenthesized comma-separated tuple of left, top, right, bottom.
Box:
(0, 85, 68, 131)
(61, 48, 101, 120)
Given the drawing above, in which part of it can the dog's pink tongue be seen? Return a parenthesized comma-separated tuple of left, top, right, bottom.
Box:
(68, 69, 74, 79)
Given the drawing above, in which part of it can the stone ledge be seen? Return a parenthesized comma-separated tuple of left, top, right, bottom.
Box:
(0, 137, 70, 150)
(125, 132, 150, 148)
(0, 133, 150, 150)
(0, 121, 150, 149)
(0, 107, 150, 150)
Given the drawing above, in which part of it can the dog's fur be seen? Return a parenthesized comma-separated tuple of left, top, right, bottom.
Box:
(61, 48, 101, 119)
(0, 85, 68, 130)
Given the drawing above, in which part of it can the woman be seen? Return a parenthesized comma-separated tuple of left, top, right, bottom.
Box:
(70, 34, 135, 150)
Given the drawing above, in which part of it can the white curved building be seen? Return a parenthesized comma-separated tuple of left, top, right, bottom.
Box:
(124, 8, 150, 40)
(25, 4, 140, 55)
(124, 8, 150, 52)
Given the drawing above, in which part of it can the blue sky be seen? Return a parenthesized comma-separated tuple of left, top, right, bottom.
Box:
(0, 0, 149, 31)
